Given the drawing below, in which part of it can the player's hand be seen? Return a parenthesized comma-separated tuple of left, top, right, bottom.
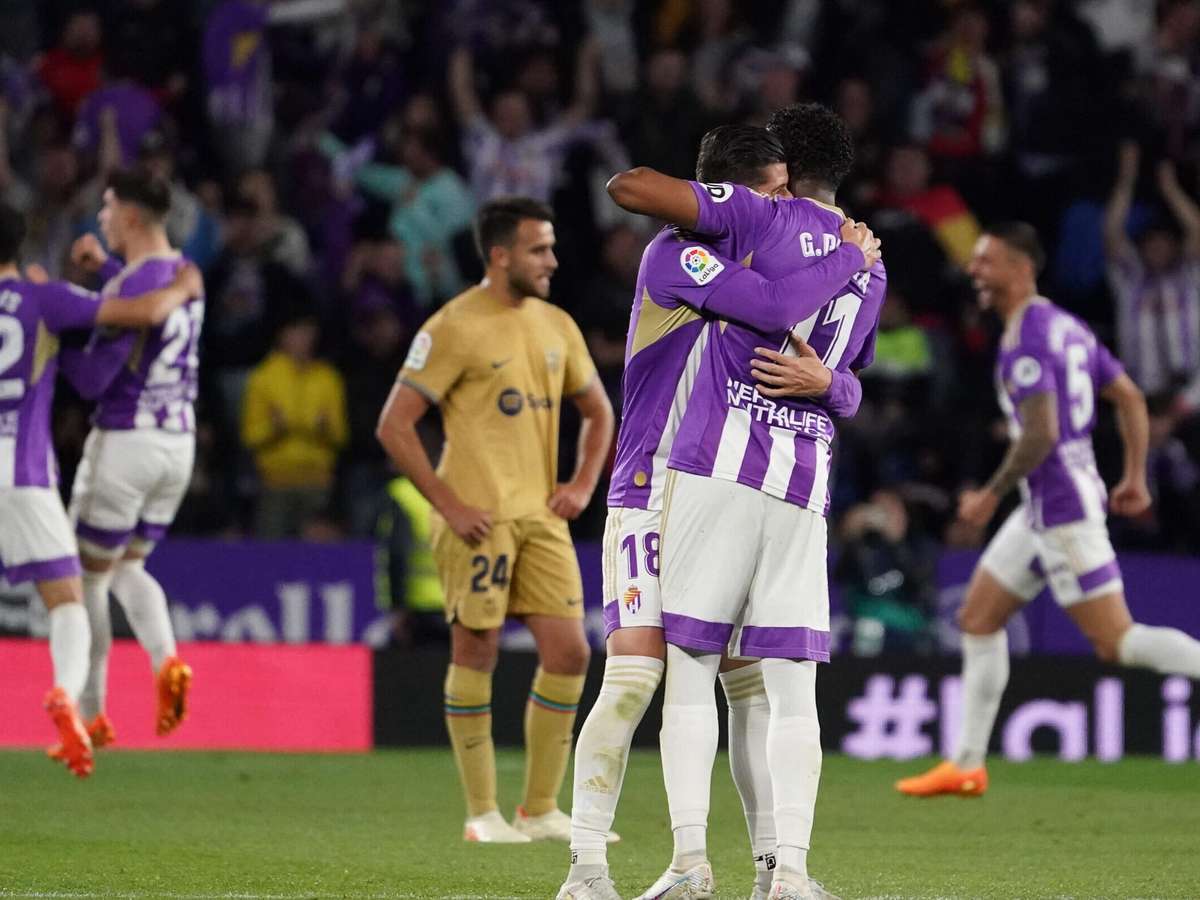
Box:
(840, 219, 881, 270)
(444, 499, 492, 545)
(957, 487, 999, 528)
(23, 263, 49, 284)
(71, 234, 108, 273)
(173, 262, 203, 297)
(750, 336, 832, 398)
(1109, 477, 1151, 518)
(548, 480, 591, 520)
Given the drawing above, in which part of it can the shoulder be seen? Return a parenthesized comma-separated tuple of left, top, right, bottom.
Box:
(791, 196, 847, 224)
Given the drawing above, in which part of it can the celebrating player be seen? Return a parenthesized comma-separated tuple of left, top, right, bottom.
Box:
(66, 167, 204, 747)
(0, 202, 200, 777)
(605, 103, 887, 900)
(559, 124, 877, 900)
(896, 222, 1200, 797)
(376, 197, 615, 843)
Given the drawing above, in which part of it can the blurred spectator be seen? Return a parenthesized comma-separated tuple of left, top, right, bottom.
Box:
(0, 100, 32, 213)
(835, 489, 938, 655)
(237, 168, 312, 276)
(876, 143, 982, 270)
(35, 10, 103, 118)
(585, 0, 638, 96)
(863, 289, 935, 385)
(910, 4, 1006, 163)
(1104, 142, 1200, 395)
(324, 126, 474, 305)
(835, 76, 890, 209)
(685, 0, 753, 114)
(1139, 0, 1200, 162)
(73, 76, 162, 168)
(23, 143, 84, 277)
(241, 312, 348, 538)
(624, 49, 713, 180)
(374, 475, 447, 648)
(329, 17, 407, 144)
(106, 0, 192, 107)
(447, 40, 600, 202)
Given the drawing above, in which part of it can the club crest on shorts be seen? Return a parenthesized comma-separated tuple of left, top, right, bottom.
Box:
(680, 246, 725, 286)
(623, 585, 642, 613)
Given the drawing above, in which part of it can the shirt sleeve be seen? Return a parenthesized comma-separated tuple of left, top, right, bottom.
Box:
(561, 313, 597, 396)
(397, 312, 466, 404)
(35, 281, 101, 333)
(822, 369, 863, 418)
(1005, 333, 1058, 406)
(58, 331, 135, 400)
(689, 181, 775, 245)
(1094, 340, 1125, 388)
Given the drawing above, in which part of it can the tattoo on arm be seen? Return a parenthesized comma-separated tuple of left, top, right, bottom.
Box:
(985, 392, 1059, 498)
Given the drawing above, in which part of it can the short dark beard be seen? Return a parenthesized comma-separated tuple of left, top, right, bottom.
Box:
(509, 273, 548, 300)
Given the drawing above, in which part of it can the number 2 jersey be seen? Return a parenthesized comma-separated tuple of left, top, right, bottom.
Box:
(73, 253, 203, 433)
(667, 182, 887, 516)
(996, 297, 1125, 530)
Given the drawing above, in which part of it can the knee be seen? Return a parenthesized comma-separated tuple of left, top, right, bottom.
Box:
(544, 640, 590, 676)
(451, 629, 500, 673)
(956, 605, 990, 636)
(1091, 633, 1124, 664)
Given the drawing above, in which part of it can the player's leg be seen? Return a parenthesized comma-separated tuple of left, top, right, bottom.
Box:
(435, 517, 523, 842)
(639, 471, 761, 900)
(560, 509, 665, 899)
(507, 513, 592, 839)
(896, 510, 1035, 797)
(719, 654, 776, 898)
(1047, 524, 1200, 676)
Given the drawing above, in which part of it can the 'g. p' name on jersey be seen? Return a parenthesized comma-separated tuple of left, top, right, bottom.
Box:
(666, 182, 887, 516)
(0, 278, 101, 488)
(997, 297, 1124, 529)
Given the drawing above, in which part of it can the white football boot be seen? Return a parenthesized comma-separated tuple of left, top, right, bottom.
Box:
(555, 873, 622, 900)
(634, 861, 714, 899)
(754, 876, 840, 900)
(463, 810, 531, 843)
(767, 871, 816, 900)
(511, 806, 619, 842)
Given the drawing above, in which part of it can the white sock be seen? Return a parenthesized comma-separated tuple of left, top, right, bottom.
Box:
(79, 569, 114, 718)
(954, 630, 1009, 770)
(1118, 623, 1200, 678)
(568, 654, 663, 876)
(761, 658, 820, 882)
(720, 661, 775, 884)
(111, 559, 176, 671)
(49, 602, 91, 702)
(660, 644, 720, 869)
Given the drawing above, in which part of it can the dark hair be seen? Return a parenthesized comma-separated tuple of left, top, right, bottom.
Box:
(473, 196, 554, 262)
(694, 125, 786, 186)
(0, 204, 24, 264)
(765, 102, 856, 191)
(983, 221, 1046, 273)
(107, 166, 171, 221)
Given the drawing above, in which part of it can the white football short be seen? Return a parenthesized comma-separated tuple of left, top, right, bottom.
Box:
(0, 486, 81, 583)
(980, 507, 1123, 607)
(659, 469, 830, 661)
(69, 428, 195, 559)
(601, 506, 664, 638)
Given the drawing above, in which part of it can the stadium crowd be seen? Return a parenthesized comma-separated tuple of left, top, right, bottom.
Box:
(9, 1, 1200, 646)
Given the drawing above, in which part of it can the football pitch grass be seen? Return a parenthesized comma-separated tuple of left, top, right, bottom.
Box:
(2, 748, 1198, 899)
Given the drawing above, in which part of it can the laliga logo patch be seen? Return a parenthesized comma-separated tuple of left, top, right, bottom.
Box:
(680, 246, 725, 286)
(623, 585, 642, 613)
(404, 331, 432, 371)
(545, 349, 561, 372)
(1013, 356, 1043, 388)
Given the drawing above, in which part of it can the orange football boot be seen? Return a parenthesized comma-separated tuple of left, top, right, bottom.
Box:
(43, 687, 94, 779)
(155, 655, 192, 736)
(49, 712, 116, 761)
(895, 760, 988, 797)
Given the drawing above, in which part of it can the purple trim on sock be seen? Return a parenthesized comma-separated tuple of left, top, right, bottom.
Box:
(602, 601, 620, 639)
(134, 520, 170, 542)
(1079, 560, 1122, 594)
(4, 555, 81, 584)
(662, 612, 733, 653)
(738, 625, 831, 662)
(76, 520, 133, 549)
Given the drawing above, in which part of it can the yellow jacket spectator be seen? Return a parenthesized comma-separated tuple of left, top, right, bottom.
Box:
(241, 314, 348, 537)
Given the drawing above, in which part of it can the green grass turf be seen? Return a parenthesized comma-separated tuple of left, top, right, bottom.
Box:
(1, 748, 1198, 899)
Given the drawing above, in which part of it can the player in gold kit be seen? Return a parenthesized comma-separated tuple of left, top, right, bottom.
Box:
(377, 197, 615, 843)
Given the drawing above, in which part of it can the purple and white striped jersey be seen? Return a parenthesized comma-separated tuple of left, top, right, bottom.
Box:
(93, 254, 203, 433)
(0, 277, 100, 488)
(666, 182, 888, 515)
(608, 224, 867, 510)
(996, 297, 1125, 530)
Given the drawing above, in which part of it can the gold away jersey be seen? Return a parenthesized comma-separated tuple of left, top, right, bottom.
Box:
(399, 285, 596, 522)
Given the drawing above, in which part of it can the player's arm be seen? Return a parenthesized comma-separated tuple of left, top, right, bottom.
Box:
(1157, 159, 1200, 258)
(606, 167, 701, 228)
(94, 264, 202, 328)
(549, 376, 614, 520)
(1101, 371, 1152, 517)
(71, 233, 122, 283)
(960, 392, 1059, 527)
(750, 333, 863, 414)
(1103, 141, 1139, 261)
(375, 382, 492, 545)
